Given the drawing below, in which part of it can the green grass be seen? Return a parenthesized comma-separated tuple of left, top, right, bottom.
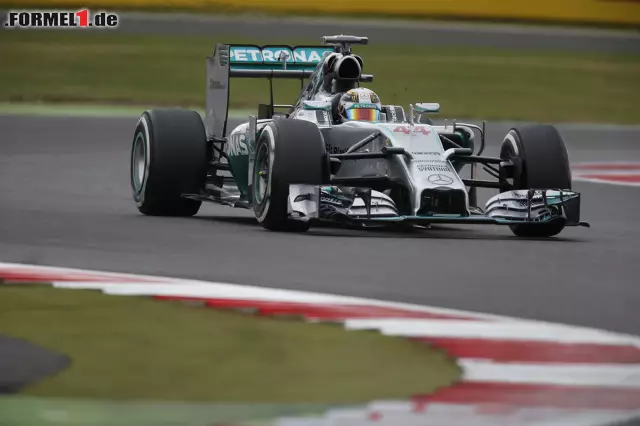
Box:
(0, 397, 327, 426)
(0, 285, 459, 403)
(1, 31, 638, 123)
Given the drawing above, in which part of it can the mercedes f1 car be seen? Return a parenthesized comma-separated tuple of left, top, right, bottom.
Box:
(130, 35, 589, 237)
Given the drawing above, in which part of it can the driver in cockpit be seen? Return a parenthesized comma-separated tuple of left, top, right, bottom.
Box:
(335, 87, 382, 123)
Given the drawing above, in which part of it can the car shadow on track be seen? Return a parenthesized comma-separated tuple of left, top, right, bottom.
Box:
(193, 215, 259, 227)
(196, 215, 583, 242)
(307, 226, 582, 242)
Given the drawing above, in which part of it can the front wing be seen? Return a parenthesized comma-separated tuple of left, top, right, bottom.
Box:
(289, 185, 589, 228)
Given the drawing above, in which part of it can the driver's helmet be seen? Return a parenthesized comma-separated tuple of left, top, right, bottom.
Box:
(338, 88, 382, 122)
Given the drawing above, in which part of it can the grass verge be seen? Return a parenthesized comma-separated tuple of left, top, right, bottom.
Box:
(0, 285, 459, 403)
(1, 31, 638, 123)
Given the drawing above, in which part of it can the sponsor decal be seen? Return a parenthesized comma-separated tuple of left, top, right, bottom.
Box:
(515, 198, 541, 207)
(412, 152, 440, 156)
(315, 110, 330, 123)
(4, 9, 118, 28)
(428, 174, 454, 185)
(418, 164, 450, 172)
(344, 89, 379, 105)
(261, 47, 292, 63)
(230, 46, 332, 64)
(358, 90, 371, 104)
(346, 89, 359, 102)
(388, 107, 398, 122)
(320, 195, 347, 207)
(229, 47, 263, 62)
(347, 103, 378, 109)
(291, 48, 332, 63)
(394, 125, 431, 135)
(208, 79, 226, 90)
(326, 144, 349, 154)
(227, 133, 249, 156)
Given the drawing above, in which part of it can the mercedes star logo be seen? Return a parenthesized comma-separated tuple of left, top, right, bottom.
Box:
(428, 174, 454, 185)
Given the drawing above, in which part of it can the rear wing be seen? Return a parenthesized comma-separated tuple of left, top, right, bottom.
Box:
(229, 45, 335, 77)
(205, 44, 335, 138)
(205, 43, 374, 138)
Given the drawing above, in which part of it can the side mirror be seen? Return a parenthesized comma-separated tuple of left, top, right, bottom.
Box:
(302, 100, 332, 111)
(414, 103, 440, 113)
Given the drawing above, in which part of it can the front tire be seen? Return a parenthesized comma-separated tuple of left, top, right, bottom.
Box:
(500, 125, 571, 238)
(253, 119, 328, 232)
(131, 109, 206, 216)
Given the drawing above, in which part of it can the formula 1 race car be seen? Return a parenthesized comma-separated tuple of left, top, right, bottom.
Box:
(130, 35, 589, 237)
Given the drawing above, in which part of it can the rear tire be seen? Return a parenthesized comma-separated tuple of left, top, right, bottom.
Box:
(131, 109, 206, 216)
(253, 119, 328, 232)
(499, 125, 571, 238)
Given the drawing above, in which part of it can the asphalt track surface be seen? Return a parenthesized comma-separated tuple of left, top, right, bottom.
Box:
(0, 335, 70, 393)
(1, 114, 639, 335)
(110, 12, 640, 53)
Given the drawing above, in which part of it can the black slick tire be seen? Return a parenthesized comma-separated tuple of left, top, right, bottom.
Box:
(499, 125, 571, 238)
(130, 109, 206, 216)
(253, 119, 328, 232)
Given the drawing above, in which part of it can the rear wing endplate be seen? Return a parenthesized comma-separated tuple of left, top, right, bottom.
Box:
(205, 44, 335, 138)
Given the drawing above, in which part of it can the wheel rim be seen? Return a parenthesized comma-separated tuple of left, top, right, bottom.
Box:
(500, 141, 521, 192)
(253, 142, 270, 205)
(132, 132, 146, 192)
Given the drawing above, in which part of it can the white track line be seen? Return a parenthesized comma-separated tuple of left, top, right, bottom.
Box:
(279, 407, 640, 426)
(0, 262, 176, 282)
(572, 161, 640, 168)
(345, 319, 640, 346)
(574, 171, 640, 176)
(573, 176, 640, 188)
(3, 262, 639, 346)
(461, 359, 640, 388)
(3, 260, 639, 345)
(0, 261, 498, 319)
(46, 280, 504, 321)
(51, 280, 485, 318)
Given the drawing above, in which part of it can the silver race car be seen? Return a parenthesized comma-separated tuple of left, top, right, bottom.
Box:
(130, 35, 589, 237)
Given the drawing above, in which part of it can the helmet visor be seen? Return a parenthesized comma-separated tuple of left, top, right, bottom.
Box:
(346, 107, 379, 122)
